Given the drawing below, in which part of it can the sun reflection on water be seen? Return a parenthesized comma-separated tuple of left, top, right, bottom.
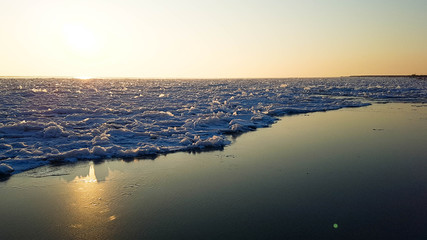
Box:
(65, 162, 117, 239)
(74, 162, 98, 183)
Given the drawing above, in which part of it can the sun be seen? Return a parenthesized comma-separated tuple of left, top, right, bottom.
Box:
(62, 24, 98, 55)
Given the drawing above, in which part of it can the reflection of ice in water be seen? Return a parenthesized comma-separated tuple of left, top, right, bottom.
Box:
(70, 161, 111, 183)
(74, 162, 97, 183)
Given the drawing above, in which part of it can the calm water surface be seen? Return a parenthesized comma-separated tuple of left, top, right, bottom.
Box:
(1, 103, 426, 239)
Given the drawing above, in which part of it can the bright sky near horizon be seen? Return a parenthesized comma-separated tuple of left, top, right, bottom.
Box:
(1, 0, 426, 78)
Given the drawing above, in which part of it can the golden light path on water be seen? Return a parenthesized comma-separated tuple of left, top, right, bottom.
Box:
(65, 162, 119, 238)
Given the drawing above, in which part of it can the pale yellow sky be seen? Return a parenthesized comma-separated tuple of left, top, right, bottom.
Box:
(1, 0, 426, 78)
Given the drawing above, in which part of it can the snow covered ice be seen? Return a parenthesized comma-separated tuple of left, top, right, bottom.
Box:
(0, 163, 14, 176)
(0, 77, 426, 174)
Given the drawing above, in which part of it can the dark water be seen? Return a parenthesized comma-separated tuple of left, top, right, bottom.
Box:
(1, 103, 426, 239)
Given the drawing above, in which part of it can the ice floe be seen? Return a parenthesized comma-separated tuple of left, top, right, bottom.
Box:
(0, 163, 14, 176)
(0, 77, 425, 174)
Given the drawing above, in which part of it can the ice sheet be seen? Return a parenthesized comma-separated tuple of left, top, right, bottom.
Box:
(0, 77, 426, 173)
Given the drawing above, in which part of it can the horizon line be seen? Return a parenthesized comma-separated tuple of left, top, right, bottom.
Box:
(1, 74, 426, 80)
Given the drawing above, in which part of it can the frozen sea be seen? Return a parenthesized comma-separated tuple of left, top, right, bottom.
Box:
(0, 77, 426, 174)
(0, 102, 426, 239)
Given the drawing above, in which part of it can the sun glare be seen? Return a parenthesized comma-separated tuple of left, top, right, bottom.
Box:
(62, 24, 98, 55)
(74, 76, 92, 80)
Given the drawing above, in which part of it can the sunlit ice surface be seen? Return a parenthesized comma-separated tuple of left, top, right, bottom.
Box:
(0, 77, 426, 175)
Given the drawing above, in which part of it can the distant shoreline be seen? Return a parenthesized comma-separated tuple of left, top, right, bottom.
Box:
(350, 74, 427, 79)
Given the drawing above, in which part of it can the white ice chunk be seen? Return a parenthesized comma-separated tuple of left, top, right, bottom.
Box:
(43, 124, 66, 138)
(0, 163, 14, 176)
(192, 135, 231, 149)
